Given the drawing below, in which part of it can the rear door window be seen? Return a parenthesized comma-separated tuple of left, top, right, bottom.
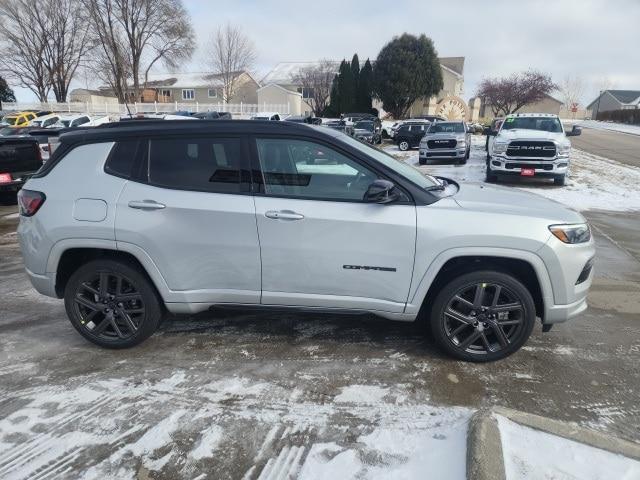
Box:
(148, 137, 245, 193)
(105, 140, 140, 179)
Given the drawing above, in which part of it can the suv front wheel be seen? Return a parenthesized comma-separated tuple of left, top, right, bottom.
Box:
(398, 140, 410, 151)
(64, 259, 162, 349)
(429, 271, 536, 362)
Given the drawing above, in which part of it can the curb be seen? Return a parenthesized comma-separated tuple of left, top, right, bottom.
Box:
(466, 407, 640, 480)
(466, 409, 505, 480)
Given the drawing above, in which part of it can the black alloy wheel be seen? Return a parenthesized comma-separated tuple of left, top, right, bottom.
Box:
(64, 260, 162, 348)
(430, 271, 535, 361)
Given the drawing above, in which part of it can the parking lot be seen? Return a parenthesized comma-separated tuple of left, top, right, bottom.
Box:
(0, 134, 639, 479)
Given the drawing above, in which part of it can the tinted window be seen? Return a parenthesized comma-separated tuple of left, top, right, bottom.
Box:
(105, 140, 139, 178)
(255, 138, 378, 201)
(149, 137, 243, 193)
(428, 122, 465, 133)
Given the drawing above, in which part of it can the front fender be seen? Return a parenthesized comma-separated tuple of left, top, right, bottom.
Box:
(405, 246, 554, 317)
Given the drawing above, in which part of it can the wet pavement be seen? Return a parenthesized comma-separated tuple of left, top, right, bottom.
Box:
(0, 203, 639, 478)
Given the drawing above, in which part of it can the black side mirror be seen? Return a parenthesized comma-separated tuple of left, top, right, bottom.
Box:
(566, 125, 582, 137)
(364, 179, 400, 204)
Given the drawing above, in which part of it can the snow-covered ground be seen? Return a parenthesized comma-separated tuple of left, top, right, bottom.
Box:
(384, 135, 640, 212)
(0, 370, 471, 479)
(577, 120, 640, 136)
(497, 415, 640, 480)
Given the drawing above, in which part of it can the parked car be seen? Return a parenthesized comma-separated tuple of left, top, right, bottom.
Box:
(55, 114, 93, 128)
(0, 135, 43, 199)
(324, 120, 355, 136)
(484, 117, 504, 158)
(485, 113, 581, 185)
(192, 111, 233, 120)
(3, 111, 37, 128)
(16, 119, 595, 361)
(34, 110, 53, 117)
(412, 115, 446, 122)
(418, 121, 471, 165)
(394, 123, 429, 151)
(390, 119, 431, 139)
(0, 126, 60, 161)
(353, 119, 382, 144)
(284, 115, 322, 125)
(251, 112, 281, 121)
(30, 114, 62, 128)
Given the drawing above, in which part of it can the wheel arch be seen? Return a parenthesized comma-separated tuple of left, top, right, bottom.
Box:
(51, 241, 170, 303)
(408, 249, 552, 323)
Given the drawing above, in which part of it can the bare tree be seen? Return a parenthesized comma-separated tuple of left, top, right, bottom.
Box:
(41, 0, 93, 102)
(477, 71, 557, 117)
(207, 23, 256, 103)
(0, 0, 51, 101)
(290, 61, 337, 116)
(84, 0, 195, 102)
(559, 75, 585, 119)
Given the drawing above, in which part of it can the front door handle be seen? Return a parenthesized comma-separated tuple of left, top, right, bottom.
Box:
(128, 200, 166, 210)
(265, 210, 304, 220)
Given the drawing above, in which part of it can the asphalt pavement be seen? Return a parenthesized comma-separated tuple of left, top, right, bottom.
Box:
(568, 126, 640, 168)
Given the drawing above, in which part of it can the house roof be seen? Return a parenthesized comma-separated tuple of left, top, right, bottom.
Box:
(261, 62, 341, 85)
(261, 57, 464, 85)
(140, 71, 246, 89)
(256, 83, 302, 96)
(587, 89, 640, 109)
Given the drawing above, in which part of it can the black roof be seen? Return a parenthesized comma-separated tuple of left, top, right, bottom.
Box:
(59, 119, 319, 144)
(607, 90, 640, 104)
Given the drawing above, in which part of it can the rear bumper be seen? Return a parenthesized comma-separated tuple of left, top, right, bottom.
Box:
(0, 180, 24, 192)
(25, 267, 58, 298)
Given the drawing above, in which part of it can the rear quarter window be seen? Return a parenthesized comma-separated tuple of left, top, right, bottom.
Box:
(105, 140, 140, 179)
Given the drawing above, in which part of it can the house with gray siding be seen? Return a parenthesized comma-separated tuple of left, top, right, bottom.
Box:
(587, 90, 640, 119)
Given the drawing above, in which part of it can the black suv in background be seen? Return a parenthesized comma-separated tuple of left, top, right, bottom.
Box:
(394, 123, 429, 151)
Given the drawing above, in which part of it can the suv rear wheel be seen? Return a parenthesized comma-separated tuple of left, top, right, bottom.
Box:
(429, 271, 536, 362)
(398, 140, 410, 151)
(64, 259, 162, 349)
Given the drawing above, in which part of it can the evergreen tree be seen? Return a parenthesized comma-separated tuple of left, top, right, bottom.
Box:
(0, 76, 16, 109)
(350, 54, 360, 110)
(373, 33, 443, 119)
(338, 59, 356, 113)
(357, 59, 374, 112)
(326, 74, 341, 117)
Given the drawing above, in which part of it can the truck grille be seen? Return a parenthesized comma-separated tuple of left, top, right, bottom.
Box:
(505, 163, 554, 171)
(427, 139, 457, 149)
(506, 141, 556, 158)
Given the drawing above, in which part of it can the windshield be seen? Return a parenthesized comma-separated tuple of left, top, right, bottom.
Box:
(428, 122, 464, 133)
(354, 121, 374, 132)
(501, 116, 563, 133)
(337, 133, 439, 188)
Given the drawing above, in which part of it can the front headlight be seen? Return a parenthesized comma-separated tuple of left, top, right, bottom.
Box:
(549, 223, 591, 244)
(558, 144, 571, 156)
(493, 142, 508, 154)
(458, 141, 466, 148)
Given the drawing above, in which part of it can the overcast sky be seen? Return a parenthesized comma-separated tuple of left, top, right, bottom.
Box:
(11, 0, 640, 104)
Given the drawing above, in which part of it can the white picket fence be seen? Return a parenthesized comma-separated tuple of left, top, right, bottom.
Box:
(2, 101, 290, 117)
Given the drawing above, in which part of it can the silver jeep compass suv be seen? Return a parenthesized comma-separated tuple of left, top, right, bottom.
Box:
(17, 120, 595, 361)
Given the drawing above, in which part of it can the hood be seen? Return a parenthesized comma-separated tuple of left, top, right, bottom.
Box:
(497, 129, 566, 142)
(452, 182, 584, 224)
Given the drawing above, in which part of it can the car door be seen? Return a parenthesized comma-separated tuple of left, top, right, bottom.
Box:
(115, 135, 261, 305)
(251, 136, 417, 313)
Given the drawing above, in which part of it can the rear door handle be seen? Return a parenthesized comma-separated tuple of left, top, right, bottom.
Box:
(128, 200, 166, 210)
(265, 210, 304, 220)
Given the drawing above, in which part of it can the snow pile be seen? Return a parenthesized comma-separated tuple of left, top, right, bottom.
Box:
(497, 415, 640, 480)
(385, 135, 640, 212)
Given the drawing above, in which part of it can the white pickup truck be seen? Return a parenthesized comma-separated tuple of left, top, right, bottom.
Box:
(486, 113, 582, 186)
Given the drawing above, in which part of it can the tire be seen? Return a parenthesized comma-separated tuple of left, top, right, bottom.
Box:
(419, 158, 427, 165)
(429, 270, 536, 362)
(485, 168, 497, 183)
(465, 147, 470, 160)
(64, 259, 162, 349)
(553, 175, 566, 186)
(398, 140, 410, 151)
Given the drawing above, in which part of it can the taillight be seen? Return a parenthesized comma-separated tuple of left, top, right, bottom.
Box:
(0, 173, 11, 184)
(17, 189, 46, 217)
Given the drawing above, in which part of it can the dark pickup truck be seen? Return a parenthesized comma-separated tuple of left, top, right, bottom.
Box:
(0, 136, 42, 198)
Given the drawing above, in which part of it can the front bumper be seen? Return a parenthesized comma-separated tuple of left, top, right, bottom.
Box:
(489, 155, 569, 177)
(419, 147, 467, 159)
